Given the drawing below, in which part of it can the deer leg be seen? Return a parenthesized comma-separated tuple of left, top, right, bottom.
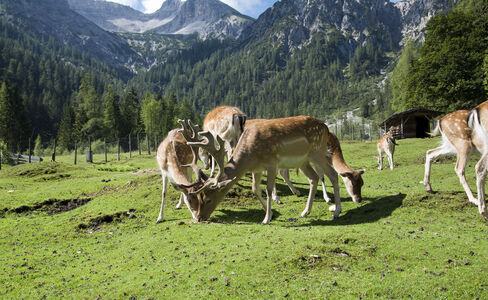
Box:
(279, 169, 301, 197)
(322, 163, 341, 219)
(454, 144, 477, 205)
(315, 167, 331, 203)
(475, 153, 488, 221)
(299, 163, 319, 218)
(156, 173, 168, 223)
(263, 167, 277, 224)
(377, 148, 383, 170)
(424, 145, 453, 193)
(175, 193, 184, 209)
(271, 185, 282, 204)
(387, 150, 394, 170)
(252, 172, 266, 210)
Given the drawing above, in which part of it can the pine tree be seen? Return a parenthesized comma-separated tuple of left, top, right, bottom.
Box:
(57, 102, 75, 150)
(0, 80, 30, 151)
(103, 85, 121, 139)
(121, 86, 141, 136)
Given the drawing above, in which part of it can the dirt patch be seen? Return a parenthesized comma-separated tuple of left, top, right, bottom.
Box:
(77, 210, 136, 231)
(10, 198, 92, 215)
(131, 169, 159, 175)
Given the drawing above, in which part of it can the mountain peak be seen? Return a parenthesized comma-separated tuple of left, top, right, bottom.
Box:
(69, 0, 253, 38)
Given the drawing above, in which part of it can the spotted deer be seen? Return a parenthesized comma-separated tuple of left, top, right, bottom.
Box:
(200, 106, 246, 177)
(155, 128, 208, 223)
(246, 119, 359, 205)
(179, 116, 364, 224)
(376, 130, 398, 170)
(423, 109, 481, 208)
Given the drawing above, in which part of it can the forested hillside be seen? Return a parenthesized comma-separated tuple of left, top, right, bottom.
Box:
(390, 0, 488, 112)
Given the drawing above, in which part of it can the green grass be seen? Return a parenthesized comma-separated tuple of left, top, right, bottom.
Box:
(1, 137, 487, 298)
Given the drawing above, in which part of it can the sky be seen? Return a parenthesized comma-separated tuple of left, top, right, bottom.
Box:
(106, 0, 405, 19)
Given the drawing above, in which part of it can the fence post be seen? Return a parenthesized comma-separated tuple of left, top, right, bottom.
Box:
(117, 138, 120, 161)
(28, 137, 32, 163)
(86, 137, 93, 163)
(104, 138, 107, 163)
(137, 131, 141, 155)
(129, 133, 132, 159)
(51, 140, 56, 162)
(74, 142, 78, 165)
(146, 134, 150, 155)
(154, 135, 157, 153)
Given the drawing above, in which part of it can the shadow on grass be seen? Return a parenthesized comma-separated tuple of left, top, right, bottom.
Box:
(300, 193, 406, 226)
(212, 208, 282, 224)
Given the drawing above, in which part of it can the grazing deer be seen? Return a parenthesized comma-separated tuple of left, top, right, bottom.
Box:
(200, 106, 246, 177)
(376, 130, 398, 170)
(244, 119, 302, 204)
(155, 128, 207, 223)
(423, 109, 481, 207)
(247, 117, 355, 205)
(179, 116, 364, 224)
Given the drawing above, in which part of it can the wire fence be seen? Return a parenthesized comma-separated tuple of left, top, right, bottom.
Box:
(0, 132, 165, 167)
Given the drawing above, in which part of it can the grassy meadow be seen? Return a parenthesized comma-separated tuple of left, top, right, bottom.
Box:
(0, 137, 487, 299)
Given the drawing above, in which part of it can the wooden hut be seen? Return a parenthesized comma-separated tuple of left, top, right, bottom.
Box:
(379, 108, 443, 139)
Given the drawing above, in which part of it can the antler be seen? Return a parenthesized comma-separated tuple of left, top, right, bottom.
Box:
(178, 119, 229, 193)
(177, 119, 204, 186)
(187, 131, 227, 182)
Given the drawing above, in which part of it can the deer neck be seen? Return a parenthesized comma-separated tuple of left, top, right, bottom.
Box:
(328, 137, 354, 174)
(331, 149, 353, 174)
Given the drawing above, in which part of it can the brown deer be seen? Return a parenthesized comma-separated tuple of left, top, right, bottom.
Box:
(155, 128, 208, 223)
(200, 106, 246, 177)
(179, 116, 365, 224)
(246, 118, 358, 205)
(467, 101, 488, 220)
(376, 130, 398, 170)
(423, 109, 481, 207)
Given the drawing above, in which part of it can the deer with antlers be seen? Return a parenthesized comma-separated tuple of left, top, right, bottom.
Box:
(376, 130, 398, 170)
(200, 106, 246, 177)
(179, 116, 365, 224)
(155, 128, 208, 223)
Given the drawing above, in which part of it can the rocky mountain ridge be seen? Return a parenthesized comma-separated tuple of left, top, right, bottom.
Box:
(1, 0, 138, 68)
(238, 0, 457, 54)
(68, 0, 254, 39)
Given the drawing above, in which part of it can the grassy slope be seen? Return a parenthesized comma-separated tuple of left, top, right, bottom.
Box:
(0, 137, 487, 298)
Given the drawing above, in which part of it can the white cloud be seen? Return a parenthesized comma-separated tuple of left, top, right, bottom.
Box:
(141, 0, 165, 13)
(105, 0, 163, 13)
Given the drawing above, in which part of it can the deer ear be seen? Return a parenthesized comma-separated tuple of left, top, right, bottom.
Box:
(359, 169, 366, 175)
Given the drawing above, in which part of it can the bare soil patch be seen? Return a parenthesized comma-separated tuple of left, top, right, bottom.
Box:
(77, 209, 136, 231)
(10, 197, 92, 215)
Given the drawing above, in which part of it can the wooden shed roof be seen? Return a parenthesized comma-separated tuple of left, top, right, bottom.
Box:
(379, 108, 443, 127)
